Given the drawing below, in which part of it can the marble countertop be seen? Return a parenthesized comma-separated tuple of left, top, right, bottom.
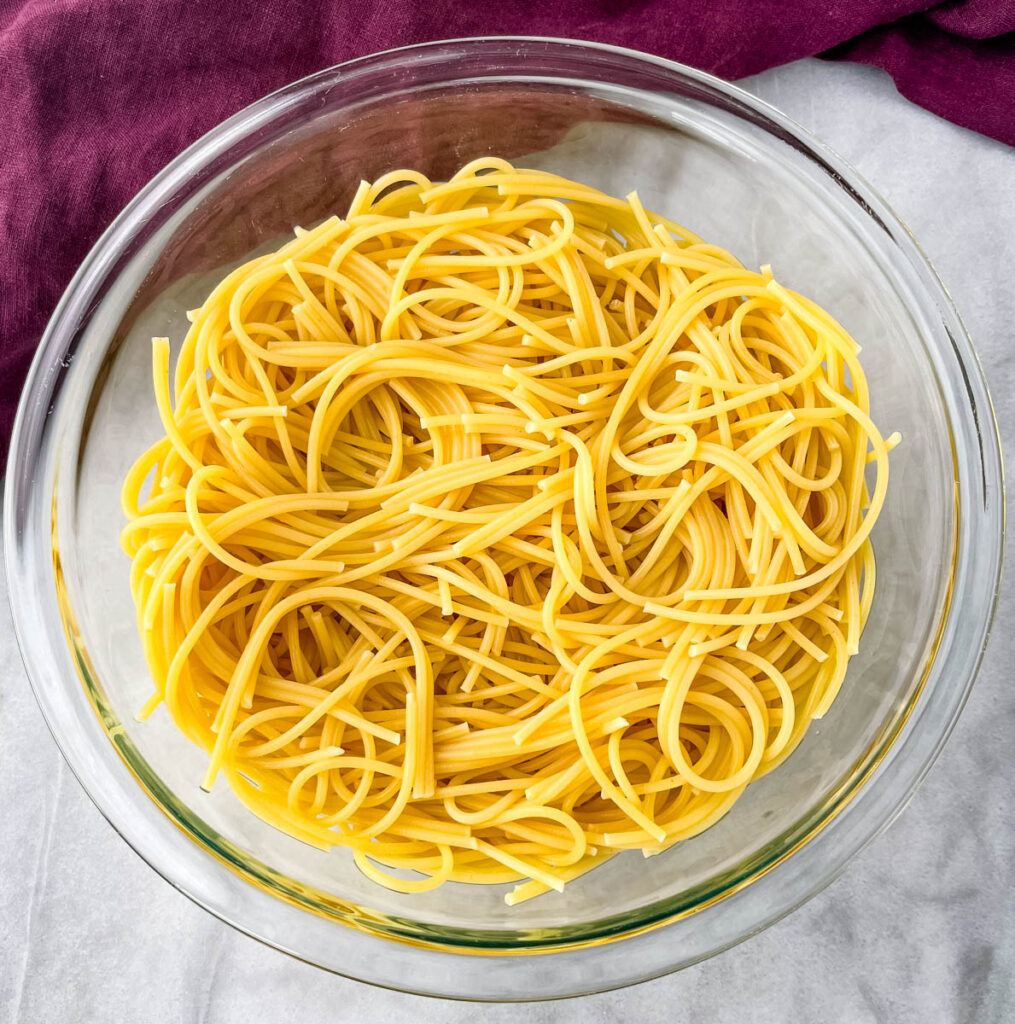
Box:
(2, 57, 1013, 1024)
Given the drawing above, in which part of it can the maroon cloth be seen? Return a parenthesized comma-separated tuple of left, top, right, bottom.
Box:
(2, 0, 1014, 468)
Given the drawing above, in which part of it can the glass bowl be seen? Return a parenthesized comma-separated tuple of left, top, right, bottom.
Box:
(4, 38, 1003, 1000)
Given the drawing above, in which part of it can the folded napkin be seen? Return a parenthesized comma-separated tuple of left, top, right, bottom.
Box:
(2, 0, 1013, 467)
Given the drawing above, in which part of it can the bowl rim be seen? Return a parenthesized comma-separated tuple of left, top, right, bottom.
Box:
(4, 35, 1005, 999)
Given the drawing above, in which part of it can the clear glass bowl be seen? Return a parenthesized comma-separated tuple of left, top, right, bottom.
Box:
(4, 38, 1003, 1000)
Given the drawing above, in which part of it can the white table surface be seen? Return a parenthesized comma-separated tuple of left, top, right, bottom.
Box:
(2, 56, 1013, 1024)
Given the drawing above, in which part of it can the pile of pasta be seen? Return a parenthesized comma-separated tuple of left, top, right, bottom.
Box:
(122, 159, 894, 904)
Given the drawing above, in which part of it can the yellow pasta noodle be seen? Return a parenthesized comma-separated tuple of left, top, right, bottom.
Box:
(121, 159, 895, 904)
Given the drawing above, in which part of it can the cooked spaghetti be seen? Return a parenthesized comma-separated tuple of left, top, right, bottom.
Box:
(121, 159, 895, 903)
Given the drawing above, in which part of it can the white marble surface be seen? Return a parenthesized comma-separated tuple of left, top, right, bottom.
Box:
(2, 57, 1013, 1023)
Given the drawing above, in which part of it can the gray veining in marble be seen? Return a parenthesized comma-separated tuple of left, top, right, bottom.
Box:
(2, 57, 1013, 1024)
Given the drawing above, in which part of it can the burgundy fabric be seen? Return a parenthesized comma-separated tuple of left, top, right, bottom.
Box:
(2, 0, 1014, 468)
